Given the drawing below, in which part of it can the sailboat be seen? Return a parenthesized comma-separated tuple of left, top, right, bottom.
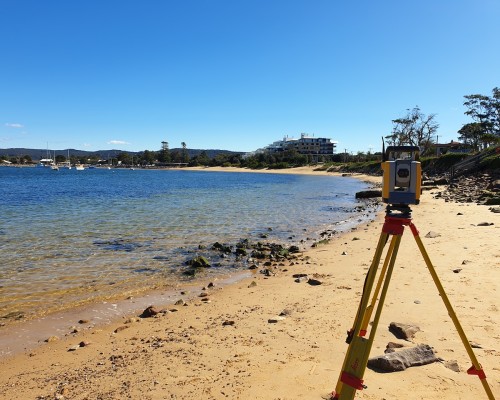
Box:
(50, 150, 59, 170)
(61, 150, 72, 169)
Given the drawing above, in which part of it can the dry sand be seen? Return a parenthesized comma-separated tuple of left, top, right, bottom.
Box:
(0, 167, 498, 400)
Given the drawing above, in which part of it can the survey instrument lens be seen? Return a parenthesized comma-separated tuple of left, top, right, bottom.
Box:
(396, 167, 409, 178)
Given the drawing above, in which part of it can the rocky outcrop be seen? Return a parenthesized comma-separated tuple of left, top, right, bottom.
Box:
(355, 190, 382, 199)
(433, 173, 500, 206)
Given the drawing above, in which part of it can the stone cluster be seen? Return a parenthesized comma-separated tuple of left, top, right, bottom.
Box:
(431, 173, 500, 206)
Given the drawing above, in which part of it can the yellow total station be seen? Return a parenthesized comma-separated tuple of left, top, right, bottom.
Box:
(381, 145, 421, 205)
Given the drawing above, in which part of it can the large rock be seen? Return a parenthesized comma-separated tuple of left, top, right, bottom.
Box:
(487, 179, 500, 190)
(140, 305, 159, 318)
(433, 177, 448, 185)
(389, 322, 420, 340)
(355, 190, 382, 199)
(368, 344, 438, 372)
(186, 256, 211, 268)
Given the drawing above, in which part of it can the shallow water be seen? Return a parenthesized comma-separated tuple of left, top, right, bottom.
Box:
(0, 167, 373, 321)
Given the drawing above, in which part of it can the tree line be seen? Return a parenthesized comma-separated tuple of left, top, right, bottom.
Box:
(385, 87, 499, 154)
(3, 87, 498, 167)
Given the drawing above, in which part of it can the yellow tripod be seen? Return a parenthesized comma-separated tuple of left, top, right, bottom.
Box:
(331, 205, 495, 400)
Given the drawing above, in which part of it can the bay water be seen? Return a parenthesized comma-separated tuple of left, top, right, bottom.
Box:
(0, 167, 374, 322)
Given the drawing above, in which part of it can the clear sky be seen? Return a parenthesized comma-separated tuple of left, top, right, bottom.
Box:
(1, 0, 499, 154)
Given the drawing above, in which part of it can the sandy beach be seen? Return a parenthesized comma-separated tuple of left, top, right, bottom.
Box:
(0, 167, 498, 400)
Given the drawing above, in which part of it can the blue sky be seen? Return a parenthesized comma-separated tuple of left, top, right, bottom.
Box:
(1, 1, 499, 154)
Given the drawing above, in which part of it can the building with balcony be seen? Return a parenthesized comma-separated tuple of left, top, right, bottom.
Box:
(265, 133, 337, 155)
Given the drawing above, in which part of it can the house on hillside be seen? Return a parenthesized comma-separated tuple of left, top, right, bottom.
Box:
(435, 141, 472, 156)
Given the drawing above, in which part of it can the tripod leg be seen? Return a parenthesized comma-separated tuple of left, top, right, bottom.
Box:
(360, 234, 399, 334)
(409, 222, 496, 400)
(331, 230, 390, 399)
(346, 231, 390, 341)
(335, 233, 403, 400)
(333, 234, 401, 400)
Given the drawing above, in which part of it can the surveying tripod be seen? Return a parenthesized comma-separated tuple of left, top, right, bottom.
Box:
(331, 205, 495, 400)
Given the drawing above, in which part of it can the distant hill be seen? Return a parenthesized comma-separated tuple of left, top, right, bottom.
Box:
(0, 148, 244, 161)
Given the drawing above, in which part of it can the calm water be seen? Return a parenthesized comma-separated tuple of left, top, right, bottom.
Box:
(0, 167, 373, 320)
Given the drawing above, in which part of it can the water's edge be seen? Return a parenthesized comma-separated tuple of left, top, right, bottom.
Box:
(0, 205, 380, 359)
(0, 168, 381, 358)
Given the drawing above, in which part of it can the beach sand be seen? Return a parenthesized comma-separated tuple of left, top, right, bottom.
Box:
(0, 167, 498, 399)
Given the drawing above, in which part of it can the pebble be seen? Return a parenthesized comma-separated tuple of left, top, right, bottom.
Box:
(425, 231, 441, 238)
(268, 316, 286, 324)
(114, 325, 129, 333)
(444, 360, 461, 372)
(477, 222, 494, 226)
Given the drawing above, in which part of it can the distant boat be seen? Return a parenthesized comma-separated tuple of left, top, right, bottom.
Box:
(75, 164, 85, 171)
(50, 150, 59, 170)
(61, 150, 72, 169)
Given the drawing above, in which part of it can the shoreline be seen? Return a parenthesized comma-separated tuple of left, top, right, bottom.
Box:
(0, 167, 376, 338)
(0, 167, 379, 354)
(0, 168, 498, 399)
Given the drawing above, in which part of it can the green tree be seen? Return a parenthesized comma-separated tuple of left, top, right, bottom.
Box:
(481, 133, 500, 148)
(196, 151, 210, 165)
(386, 106, 439, 154)
(463, 87, 500, 140)
(458, 123, 484, 151)
(170, 149, 182, 163)
(141, 150, 156, 165)
(181, 142, 189, 163)
(117, 152, 131, 165)
(158, 142, 171, 163)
